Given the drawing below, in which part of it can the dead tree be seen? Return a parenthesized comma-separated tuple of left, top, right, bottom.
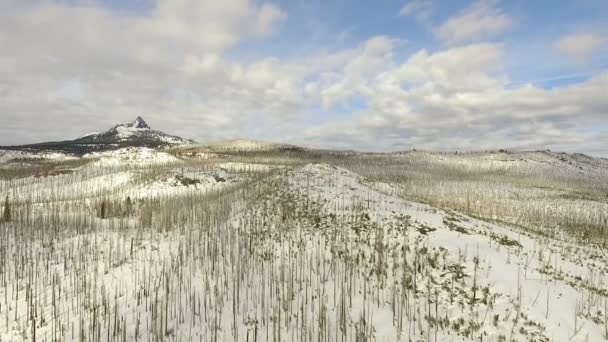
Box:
(100, 200, 106, 219)
(2, 195, 10, 222)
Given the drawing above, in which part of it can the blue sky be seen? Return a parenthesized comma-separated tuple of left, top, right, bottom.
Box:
(237, 0, 608, 86)
(1, 0, 607, 155)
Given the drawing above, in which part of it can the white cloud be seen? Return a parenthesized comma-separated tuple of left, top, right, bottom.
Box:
(398, 0, 433, 23)
(303, 42, 608, 155)
(434, 0, 512, 45)
(254, 3, 288, 37)
(0, 1, 606, 157)
(146, 0, 287, 49)
(311, 36, 398, 109)
(555, 33, 606, 65)
(0, 0, 290, 144)
(2, 0, 287, 62)
(179, 55, 306, 117)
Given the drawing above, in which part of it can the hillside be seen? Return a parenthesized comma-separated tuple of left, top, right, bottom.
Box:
(1, 153, 607, 341)
(1, 138, 608, 342)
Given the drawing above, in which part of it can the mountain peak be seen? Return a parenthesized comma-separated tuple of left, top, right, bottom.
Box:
(67, 115, 194, 148)
(5, 115, 194, 153)
(127, 116, 150, 129)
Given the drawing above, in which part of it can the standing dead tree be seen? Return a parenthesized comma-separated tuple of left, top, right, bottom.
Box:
(2, 195, 10, 222)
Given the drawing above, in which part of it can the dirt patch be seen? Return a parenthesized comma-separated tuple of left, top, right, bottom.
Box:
(417, 224, 437, 235)
(175, 175, 200, 186)
(443, 218, 470, 234)
(490, 233, 522, 248)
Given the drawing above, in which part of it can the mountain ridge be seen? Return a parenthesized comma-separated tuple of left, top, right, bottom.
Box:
(1, 116, 195, 154)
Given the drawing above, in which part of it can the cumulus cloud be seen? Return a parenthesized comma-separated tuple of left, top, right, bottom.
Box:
(0, 1, 606, 156)
(0, 0, 289, 144)
(554, 33, 606, 65)
(434, 0, 512, 45)
(254, 3, 288, 37)
(179, 54, 306, 120)
(398, 0, 433, 23)
(307, 36, 398, 109)
(303, 42, 608, 155)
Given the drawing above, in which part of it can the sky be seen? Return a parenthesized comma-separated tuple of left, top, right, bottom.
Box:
(0, 0, 607, 156)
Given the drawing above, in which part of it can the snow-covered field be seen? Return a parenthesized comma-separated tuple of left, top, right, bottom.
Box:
(0, 149, 77, 163)
(83, 147, 182, 168)
(178, 139, 301, 152)
(0, 148, 607, 341)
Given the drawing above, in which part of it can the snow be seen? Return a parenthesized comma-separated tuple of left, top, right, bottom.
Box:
(114, 124, 147, 139)
(202, 139, 299, 152)
(110, 117, 153, 140)
(3, 170, 134, 203)
(76, 116, 195, 146)
(126, 170, 239, 199)
(83, 147, 181, 167)
(0, 149, 77, 163)
(1, 156, 607, 341)
(0, 146, 183, 187)
(393, 150, 608, 180)
(217, 162, 282, 172)
(78, 131, 100, 139)
(130, 116, 150, 129)
(276, 163, 608, 341)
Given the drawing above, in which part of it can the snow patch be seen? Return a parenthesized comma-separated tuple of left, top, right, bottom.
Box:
(83, 147, 181, 167)
(0, 149, 77, 163)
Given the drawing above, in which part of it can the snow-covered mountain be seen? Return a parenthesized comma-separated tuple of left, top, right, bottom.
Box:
(72, 116, 194, 146)
(2, 116, 195, 154)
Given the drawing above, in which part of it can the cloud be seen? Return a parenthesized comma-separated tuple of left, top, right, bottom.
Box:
(434, 0, 512, 45)
(254, 3, 288, 37)
(554, 33, 606, 65)
(303, 42, 608, 155)
(0, 1, 606, 157)
(0, 0, 290, 144)
(3, 0, 286, 61)
(398, 0, 433, 23)
(179, 54, 306, 120)
(308, 36, 398, 109)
